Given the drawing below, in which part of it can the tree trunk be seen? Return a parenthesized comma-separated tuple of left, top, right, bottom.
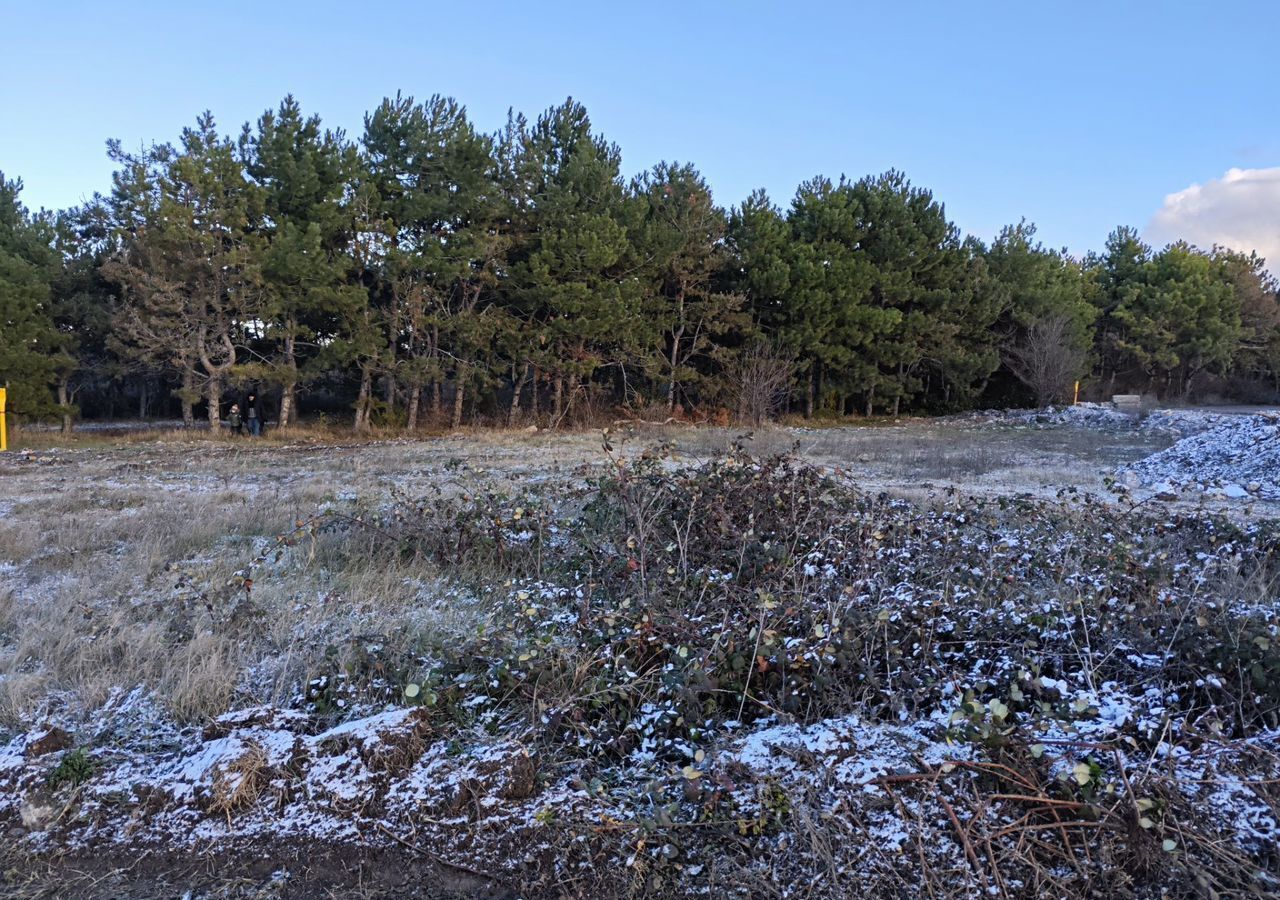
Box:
(58, 379, 73, 434)
(667, 325, 684, 412)
(180, 366, 196, 428)
(804, 366, 814, 418)
(384, 376, 396, 413)
(278, 387, 295, 430)
(864, 385, 875, 418)
(894, 363, 904, 416)
(508, 362, 530, 427)
(406, 385, 421, 432)
(451, 366, 467, 430)
(197, 328, 235, 432)
(551, 374, 564, 426)
(354, 367, 373, 431)
(207, 380, 222, 430)
(423, 323, 441, 422)
(279, 332, 297, 428)
(815, 360, 824, 415)
(138, 378, 149, 419)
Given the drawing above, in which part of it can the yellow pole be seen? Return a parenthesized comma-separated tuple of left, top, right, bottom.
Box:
(1073, 381, 1080, 405)
(0, 387, 7, 452)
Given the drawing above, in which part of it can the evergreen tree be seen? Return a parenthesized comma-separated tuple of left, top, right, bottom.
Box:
(1112, 243, 1241, 396)
(49, 201, 120, 430)
(362, 93, 505, 429)
(631, 161, 745, 413)
(1215, 247, 1280, 394)
(925, 237, 1004, 411)
(0, 173, 68, 423)
(1088, 226, 1151, 394)
(501, 99, 639, 426)
(244, 95, 362, 427)
(785, 176, 891, 415)
(106, 113, 263, 427)
(987, 221, 1095, 406)
(340, 168, 396, 431)
(845, 171, 978, 415)
(726, 190, 807, 414)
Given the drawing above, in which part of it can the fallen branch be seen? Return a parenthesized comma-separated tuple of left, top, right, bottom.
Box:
(376, 822, 503, 883)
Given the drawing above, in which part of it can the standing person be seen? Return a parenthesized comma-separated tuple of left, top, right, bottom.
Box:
(228, 404, 243, 435)
(245, 392, 261, 437)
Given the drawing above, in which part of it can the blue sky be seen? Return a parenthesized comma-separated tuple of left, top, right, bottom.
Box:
(2, 1, 1278, 259)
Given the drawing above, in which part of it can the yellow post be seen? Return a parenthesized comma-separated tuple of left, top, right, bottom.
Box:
(1073, 381, 1080, 406)
(0, 387, 6, 452)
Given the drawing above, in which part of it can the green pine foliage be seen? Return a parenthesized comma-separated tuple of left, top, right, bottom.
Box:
(0, 173, 70, 423)
(244, 95, 363, 427)
(3, 94, 1277, 430)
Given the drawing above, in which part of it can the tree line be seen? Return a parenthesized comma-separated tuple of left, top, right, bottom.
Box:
(3, 94, 1278, 432)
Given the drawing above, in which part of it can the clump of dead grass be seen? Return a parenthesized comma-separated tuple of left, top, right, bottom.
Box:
(206, 739, 274, 824)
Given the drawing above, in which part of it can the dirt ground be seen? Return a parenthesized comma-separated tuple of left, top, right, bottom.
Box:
(1, 415, 1277, 898)
(0, 416, 1178, 506)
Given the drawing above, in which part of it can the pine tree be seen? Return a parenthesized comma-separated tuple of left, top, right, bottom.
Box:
(1214, 248, 1280, 394)
(106, 114, 263, 428)
(987, 221, 1095, 406)
(49, 201, 120, 431)
(1114, 243, 1241, 396)
(785, 176, 891, 416)
(244, 95, 362, 427)
(339, 170, 395, 432)
(1087, 226, 1151, 394)
(501, 99, 639, 426)
(922, 237, 1004, 411)
(845, 171, 974, 415)
(362, 93, 506, 430)
(0, 172, 68, 423)
(631, 162, 745, 413)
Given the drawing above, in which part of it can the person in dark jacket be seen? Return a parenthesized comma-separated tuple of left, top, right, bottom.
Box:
(228, 403, 243, 435)
(244, 393, 262, 436)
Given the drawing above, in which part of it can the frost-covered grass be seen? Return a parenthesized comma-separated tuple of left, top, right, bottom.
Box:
(1, 423, 1278, 897)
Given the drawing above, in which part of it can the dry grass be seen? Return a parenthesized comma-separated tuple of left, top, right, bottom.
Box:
(0, 440, 496, 727)
(0, 418, 1215, 732)
(207, 739, 273, 824)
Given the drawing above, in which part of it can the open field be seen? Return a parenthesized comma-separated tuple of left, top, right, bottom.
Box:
(1, 409, 1278, 898)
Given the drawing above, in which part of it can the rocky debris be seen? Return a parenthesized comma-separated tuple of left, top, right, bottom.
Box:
(1120, 413, 1280, 501)
(963, 402, 1236, 437)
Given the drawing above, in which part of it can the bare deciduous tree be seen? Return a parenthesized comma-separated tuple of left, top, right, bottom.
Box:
(1003, 313, 1088, 407)
(729, 344, 795, 425)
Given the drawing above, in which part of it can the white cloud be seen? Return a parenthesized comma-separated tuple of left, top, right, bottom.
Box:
(1144, 167, 1280, 272)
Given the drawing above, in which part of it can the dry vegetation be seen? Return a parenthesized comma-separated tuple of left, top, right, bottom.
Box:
(0, 420, 1277, 898)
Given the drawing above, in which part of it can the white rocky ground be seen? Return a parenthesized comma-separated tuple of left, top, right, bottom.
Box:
(981, 403, 1280, 503)
(1120, 412, 1280, 501)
